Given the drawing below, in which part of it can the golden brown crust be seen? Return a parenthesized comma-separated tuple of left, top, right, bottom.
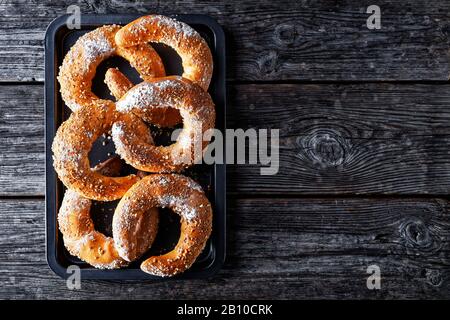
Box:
(58, 157, 159, 269)
(104, 68, 182, 127)
(112, 174, 212, 277)
(58, 25, 165, 112)
(52, 102, 140, 201)
(112, 76, 216, 172)
(116, 44, 165, 81)
(115, 15, 213, 91)
(104, 68, 134, 100)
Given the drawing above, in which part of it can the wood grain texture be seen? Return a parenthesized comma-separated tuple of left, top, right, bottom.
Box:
(4, 84, 450, 196)
(2, 1, 450, 300)
(1, 0, 450, 81)
(228, 83, 450, 195)
(0, 85, 44, 196)
(0, 198, 448, 299)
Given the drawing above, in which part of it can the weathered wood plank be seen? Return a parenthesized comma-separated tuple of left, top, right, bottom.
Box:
(0, 198, 448, 299)
(4, 84, 450, 196)
(228, 83, 450, 195)
(0, 85, 44, 196)
(1, 0, 450, 81)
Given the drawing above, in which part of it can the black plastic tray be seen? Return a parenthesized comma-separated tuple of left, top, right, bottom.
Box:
(45, 14, 226, 280)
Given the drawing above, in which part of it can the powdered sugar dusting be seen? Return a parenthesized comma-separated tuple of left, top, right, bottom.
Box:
(116, 77, 183, 113)
(131, 15, 199, 40)
(156, 175, 169, 186)
(80, 33, 114, 71)
(158, 194, 198, 222)
(186, 178, 203, 192)
(60, 189, 90, 214)
(156, 15, 198, 38)
(112, 202, 136, 260)
(65, 100, 84, 112)
(58, 190, 91, 234)
(111, 122, 126, 151)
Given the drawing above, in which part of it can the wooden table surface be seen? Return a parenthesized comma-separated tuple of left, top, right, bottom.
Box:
(1, 0, 450, 299)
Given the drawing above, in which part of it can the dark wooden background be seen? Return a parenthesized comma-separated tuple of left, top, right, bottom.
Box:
(1, 0, 450, 299)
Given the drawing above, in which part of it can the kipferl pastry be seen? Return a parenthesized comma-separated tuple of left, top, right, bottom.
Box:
(58, 157, 159, 269)
(115, 14, 213, 91)
(112, 76, 215, 173)
(52, 102, 141, 201)
(113, 174, 212, 277)
(105, 67, 182, 127)
(58, 25, 165, 112)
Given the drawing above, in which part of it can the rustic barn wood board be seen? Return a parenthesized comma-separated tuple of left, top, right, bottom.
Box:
(0, 0, 449, 299)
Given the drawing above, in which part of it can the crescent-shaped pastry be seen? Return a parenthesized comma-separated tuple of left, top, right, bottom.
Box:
(58, 157, 159, 269)
(113, 174, 212, 277)
(58, 25, 165, 112)
(112, 76, 215, 172)
(115, 15, 213, 91)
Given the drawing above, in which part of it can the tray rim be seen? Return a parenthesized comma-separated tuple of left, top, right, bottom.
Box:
(44, 13, 226, 280)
